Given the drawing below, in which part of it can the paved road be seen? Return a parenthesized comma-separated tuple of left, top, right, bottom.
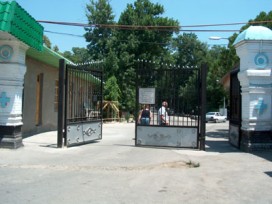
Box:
(0, 122, 272, 204)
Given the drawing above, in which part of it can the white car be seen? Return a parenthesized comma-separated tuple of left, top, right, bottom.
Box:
(206, 112, 227, 123)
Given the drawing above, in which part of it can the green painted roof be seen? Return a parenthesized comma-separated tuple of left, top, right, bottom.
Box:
(0, 1, 43, 51)
(27, 46, 101, 85)
(27, 45, 75, 68)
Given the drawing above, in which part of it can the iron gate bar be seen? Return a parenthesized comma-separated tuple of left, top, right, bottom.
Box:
(135, 60, 203, 148)
(58, 60, 103, 147)
(199, 64, 207, 151)
(64, 60, 68, 146)
(229, 66, 241, 148)
(57, 59, 65, 148)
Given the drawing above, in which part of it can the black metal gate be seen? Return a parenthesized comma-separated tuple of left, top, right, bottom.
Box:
(135, 60, 206, 149)
(229, 65, 241, 148)
(58, 59, 103, 147)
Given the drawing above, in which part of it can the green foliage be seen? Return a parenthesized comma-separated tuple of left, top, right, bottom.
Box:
(63, 47, 91, 64)
(79, 1, 272, 114)
(172, 33, 209, 67)
(114, 0, 179, 111)
(85, 0, 115, 60)
(43, 35, 51, 48)
(240, 11, 272, 31)
(53, 45, 59, 52)
(117, 0, 179, 61)
(178, 71, 199, 113)
(104, 76, 121, 101)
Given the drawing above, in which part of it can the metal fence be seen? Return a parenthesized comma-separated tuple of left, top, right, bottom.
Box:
(58, 60, 103, 147)
(135, 60, 206, 149)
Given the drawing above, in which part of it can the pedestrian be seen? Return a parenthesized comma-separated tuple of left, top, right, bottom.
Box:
(158, 101, 169, 125)
(138, 104, 152, 125)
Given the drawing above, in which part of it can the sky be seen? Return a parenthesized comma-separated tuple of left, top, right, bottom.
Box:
(13, 0, 272, 53)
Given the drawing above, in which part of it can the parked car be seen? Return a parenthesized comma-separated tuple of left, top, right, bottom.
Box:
(206, 112, 227, 123)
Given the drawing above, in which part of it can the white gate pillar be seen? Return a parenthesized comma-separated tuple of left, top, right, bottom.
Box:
(234, 26, 272, 151)
(0, 38, 29, 148)
(0, 1, 43, 149)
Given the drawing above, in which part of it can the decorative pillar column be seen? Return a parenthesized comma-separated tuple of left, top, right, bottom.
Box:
(0, 39, 29, 148)
(234, 26, 272, 151)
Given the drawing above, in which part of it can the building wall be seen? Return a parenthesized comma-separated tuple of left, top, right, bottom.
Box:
(22, 57, 58, 136)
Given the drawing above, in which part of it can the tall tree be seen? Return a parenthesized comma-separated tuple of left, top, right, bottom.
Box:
(115, 0, 179, 111)
(85, 0, 121, 107)
(240, 11, 272, 31)
(172, 33, 209, 67)
(206, 45, 229, 111)
(85, 0, 115, 60)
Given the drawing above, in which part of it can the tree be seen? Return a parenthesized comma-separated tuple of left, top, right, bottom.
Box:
(104, 76, 121, 101)
(53, 45, 59, 52)
(85, 0, 121, 110)
(85, 0, 115, 60)
(240, 11, 272, 31)
(43, 35, 51, 48)
(63, 47, 91, 64)
(172, 33, 209, 67)
(115, 0, 179, 111)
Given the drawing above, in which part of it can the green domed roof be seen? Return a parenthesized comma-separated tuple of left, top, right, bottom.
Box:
(234, 26, 272, 45)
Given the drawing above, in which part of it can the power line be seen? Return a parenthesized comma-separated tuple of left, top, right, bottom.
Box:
(44, 30, 171, 45)
(44, 30, 231, 47)
(45, 30, 84, 38)
(42, 20, 272, 46)
(40, 20, 239, 32)
(38, 20, 272, 30)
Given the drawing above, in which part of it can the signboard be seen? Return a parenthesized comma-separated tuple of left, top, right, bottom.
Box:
(139, 88, 155, 104)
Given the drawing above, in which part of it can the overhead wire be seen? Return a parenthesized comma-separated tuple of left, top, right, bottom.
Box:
(38, 20, 272, 29)
(40, 20, 272, 46)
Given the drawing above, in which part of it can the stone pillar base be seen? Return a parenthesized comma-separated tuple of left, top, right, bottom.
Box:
(240, 130, 272, 152)
(0, 125, 23, 149)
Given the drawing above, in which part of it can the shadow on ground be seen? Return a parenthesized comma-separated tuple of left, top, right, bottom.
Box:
(206, 129, 229, 139)
(252, 151, 272, 162)
(205, 128, 239, 153)
(205, 139, 240, 153)
(206, 129, 272, 162)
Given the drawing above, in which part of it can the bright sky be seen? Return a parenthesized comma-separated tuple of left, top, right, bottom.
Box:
(14, 0, 271, 52)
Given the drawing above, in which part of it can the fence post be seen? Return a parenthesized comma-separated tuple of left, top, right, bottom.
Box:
(200, 64, 207, 150)
(57, 59, 65, 148)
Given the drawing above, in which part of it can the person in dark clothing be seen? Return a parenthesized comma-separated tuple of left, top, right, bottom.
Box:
(137, 104, 152, 125)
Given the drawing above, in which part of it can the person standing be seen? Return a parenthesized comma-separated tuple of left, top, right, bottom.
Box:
(138, 104, 152, 125)
(158, 101, 169, 126)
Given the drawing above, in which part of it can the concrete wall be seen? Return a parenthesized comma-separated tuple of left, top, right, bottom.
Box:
(22, 57, 58, 136)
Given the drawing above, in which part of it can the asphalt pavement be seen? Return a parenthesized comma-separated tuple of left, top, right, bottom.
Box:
(0, 121, 272, 204)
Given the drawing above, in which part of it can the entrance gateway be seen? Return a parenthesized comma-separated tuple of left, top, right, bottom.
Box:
(57, 59, 206, 149)
(135, 60, 207, 150)
(58, 59, 103, 147)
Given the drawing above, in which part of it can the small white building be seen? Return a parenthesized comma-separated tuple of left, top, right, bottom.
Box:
(0, 1, 73, 148)
(231, 25, 272, 151)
